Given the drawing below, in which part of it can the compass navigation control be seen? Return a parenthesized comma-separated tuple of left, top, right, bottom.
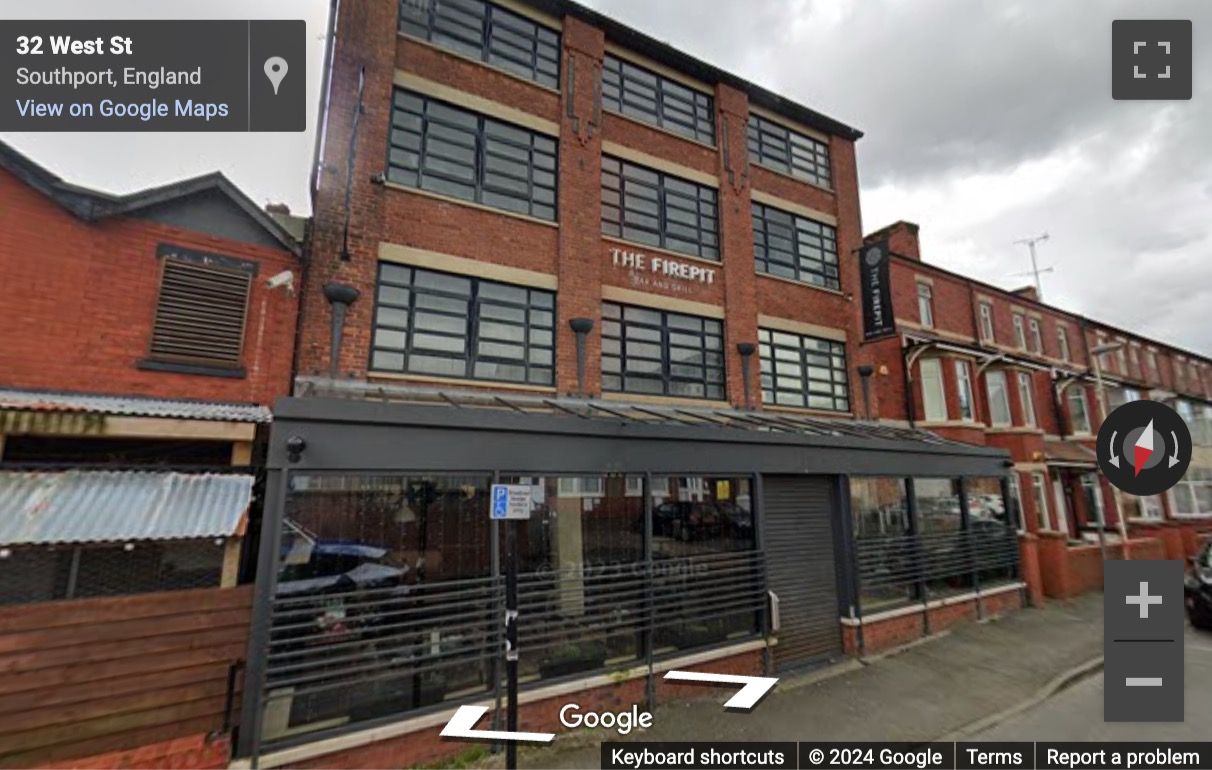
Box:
(1097, 400, 1192, 496)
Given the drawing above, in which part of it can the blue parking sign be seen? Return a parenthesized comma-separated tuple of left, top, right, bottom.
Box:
(490, 484, 530, 520)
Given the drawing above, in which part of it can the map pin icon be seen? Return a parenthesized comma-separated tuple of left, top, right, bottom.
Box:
(264, 56, 288, 95)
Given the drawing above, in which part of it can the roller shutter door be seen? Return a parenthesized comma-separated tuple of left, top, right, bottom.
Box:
(763, 475, 842, 671)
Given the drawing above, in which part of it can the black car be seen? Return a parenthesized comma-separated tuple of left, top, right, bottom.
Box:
(653, 501, 723, 541)
(1184, 540, 1212, 630)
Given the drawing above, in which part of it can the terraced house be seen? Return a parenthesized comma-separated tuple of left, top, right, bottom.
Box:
(855, 220, 1212, 602)
(234, 0, 1022, 767)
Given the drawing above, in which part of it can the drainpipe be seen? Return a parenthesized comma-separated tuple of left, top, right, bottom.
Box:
(323, 282, 360, 378)
(857, 365, 875, 420)
(736, 342, 757, 410)
(568, 318, 594, 397)
(310, 0, 341, 200)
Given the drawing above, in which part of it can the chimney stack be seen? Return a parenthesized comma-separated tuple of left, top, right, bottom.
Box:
(1012, 286, 1040, 303)
(865, 221, 921, 261)
(265, 202, 291, 215)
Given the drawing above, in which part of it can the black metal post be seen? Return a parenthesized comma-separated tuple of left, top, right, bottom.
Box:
(1000, 474, 1025, 604)
(905, 477, 930, 635)
(490, 473, 503, 747)
(736, 343, 756, 410)
(958, 478, 980, 619)
(753, 473, 772, 675)
(569, 318, 594, 397)
(237, 468, 290, 766)
(836, 474, 864, 655)
(643, 472, 655, 710)
(505, 520, 519, 770)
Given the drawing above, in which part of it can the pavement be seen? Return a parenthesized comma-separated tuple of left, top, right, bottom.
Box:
(471, 593, 1107, 769)
(971, 623, 1212, 741)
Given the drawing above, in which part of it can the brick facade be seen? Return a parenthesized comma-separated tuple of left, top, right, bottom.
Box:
(841, 588, 1024, 657)
(299, 0, 861, 413)
(285, 649, 764, 770)
(859, 220, 1212, 569)
(0, 165, 299, 407)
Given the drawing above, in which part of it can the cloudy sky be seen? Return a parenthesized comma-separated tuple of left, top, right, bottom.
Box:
(5, 0, 1209, 354)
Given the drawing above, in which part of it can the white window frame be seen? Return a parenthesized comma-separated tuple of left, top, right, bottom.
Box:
(1115, 345, 1128, 375)
(1096, 335, 1109, 369)
(954, 359, 975, 421)
(919, 357, 948, 422)
(917, 282, 934, 328)
(1129, 346, 1141, 378)
(979, 303, 994, 343)
(1147, 350, 1160, 379)
(1031, 471, 1050, 531)
(1067, 387, 1092, 434)
(1017, 371, 1037, 427)
(1028, 318, 1043, 354)
(1009, 474, 1025, 533)
(557, 477, 605, 497)
(1012, 314, 1027, 350)
(625, 476, 672, 496)
(986, 370, 1012, 427)
(1169, 468, 1212, 518)
(1057, 327, 1070, 362)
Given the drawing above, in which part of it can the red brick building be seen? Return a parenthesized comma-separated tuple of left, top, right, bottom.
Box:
(237, 1, 1020, 768)
(0, 140, 302, 768)
(855, 220, 1212, 599)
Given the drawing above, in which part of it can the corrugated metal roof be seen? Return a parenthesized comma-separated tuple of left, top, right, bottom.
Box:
(0, 389, 272, 423)
(0, 471, 255, 545)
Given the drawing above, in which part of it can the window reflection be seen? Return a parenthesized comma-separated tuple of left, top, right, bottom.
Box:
(265, 475, 493, 742)
(849, 477, 913, 610)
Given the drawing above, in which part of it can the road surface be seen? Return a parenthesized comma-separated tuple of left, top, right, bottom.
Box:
(974, 624, 1212, 741)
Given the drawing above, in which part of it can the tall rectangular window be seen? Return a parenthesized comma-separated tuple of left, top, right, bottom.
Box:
(986, 370, 1012, 426)
(919, 358, 947, 422)
(371, 264, 555, 385)
(387, 90, 558, 220)
(1012, 314, 1027, 350)
(1031, 472, 1050, 530)
(1115, 346, 1128, 375)
(601, 156, 719, 260)
(1057, 327, 1070, 362)
(1130, 345, 1142, 378)
(917, 282, 934, 328)
(398, 0, 560, 88)
(1147, 350, 1160, 379)
(601, 302, 724, 399)
(1017, 371, 1037, 428)
(979, 303, 995, 343)
(751, 202, 839, 290)
(746, 113, 831, 188)
(758, 328, 849, 412)
(1068, 387, 1092, 434)
(955, 359, 974, 421)
(1028, 318, 1043, 354)
(602, 54, 715, 144)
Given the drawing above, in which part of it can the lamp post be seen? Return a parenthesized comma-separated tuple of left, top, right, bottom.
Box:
(1090, 341, 1130, 560)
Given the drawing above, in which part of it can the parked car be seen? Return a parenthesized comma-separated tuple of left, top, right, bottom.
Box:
(1184, 540, 1212, 630)
(653, 501, 723, 541)
(275, 541, 410, 647)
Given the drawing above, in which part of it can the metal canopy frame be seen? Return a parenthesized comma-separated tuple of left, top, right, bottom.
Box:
(279, 379, 1011, 478)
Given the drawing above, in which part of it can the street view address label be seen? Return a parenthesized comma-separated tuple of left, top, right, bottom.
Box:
(2, 20, 305, 131)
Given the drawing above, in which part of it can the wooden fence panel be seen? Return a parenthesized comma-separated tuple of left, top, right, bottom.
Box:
(0, 586, 253, 769)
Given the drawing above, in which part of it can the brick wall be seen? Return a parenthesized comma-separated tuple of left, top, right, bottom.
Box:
(1037, 533, 1168, 599)
(36, 734, 230, 770)
(0, 167, 298, 406)
(301, 0, 863, 412)
(842, 589, 1025, 657)
(288, 649, 763, 770)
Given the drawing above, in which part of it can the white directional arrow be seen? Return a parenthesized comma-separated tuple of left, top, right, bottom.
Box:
(439, 706, 554, 743)
(1108, 430, 1120, 468)
(663, 670, 779, 710)
(1169, 431, 1182, 468)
